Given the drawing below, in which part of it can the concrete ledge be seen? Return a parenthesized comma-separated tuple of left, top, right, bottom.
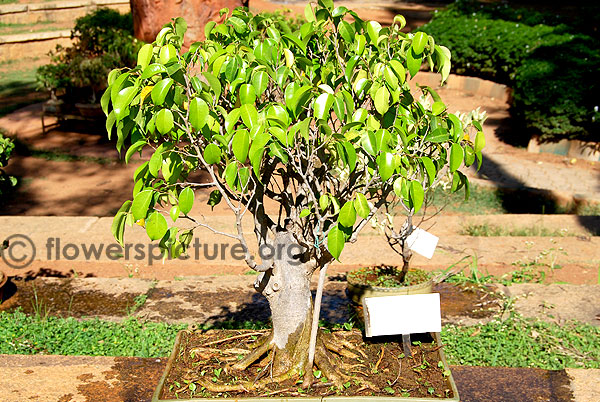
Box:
(0, 0, 129, 25)
(413, 71, 512, 103)
(0, 30, 71, 44)
(0, 0, 128, 15)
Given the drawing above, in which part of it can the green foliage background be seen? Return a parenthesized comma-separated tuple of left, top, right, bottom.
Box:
(419, 0, 600, 144)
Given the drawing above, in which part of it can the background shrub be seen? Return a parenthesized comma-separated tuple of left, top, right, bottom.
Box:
(0, 132, 16, 196)
(420, 0, 600, 144)
(36, 8, 140, 103)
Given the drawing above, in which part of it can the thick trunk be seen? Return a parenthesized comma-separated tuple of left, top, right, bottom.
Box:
(253, 231, 313, 375)
(129, 0, 246, 45)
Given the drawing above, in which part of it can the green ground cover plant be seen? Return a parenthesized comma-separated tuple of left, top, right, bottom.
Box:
(461, 222, 585, 237)
(1, 309, 597, 370)
(442, 313, 600, 369)
(419, 0, 600, 144)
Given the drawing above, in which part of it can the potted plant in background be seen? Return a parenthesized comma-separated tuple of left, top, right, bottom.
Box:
(347, 106, 487, 313)
(104, 0, 481, 399)
(36, 8, 140, 121)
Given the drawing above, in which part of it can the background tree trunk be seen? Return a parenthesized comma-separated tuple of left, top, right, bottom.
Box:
(130, 0, 247, 46)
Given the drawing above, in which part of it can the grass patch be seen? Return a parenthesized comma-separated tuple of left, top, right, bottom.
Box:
(1, 309, 598, 370)
(442, 313, 600, 369)
(0, 65, 46, 117)
(461, 223, 583, 237)
(428, 185, 504, 215)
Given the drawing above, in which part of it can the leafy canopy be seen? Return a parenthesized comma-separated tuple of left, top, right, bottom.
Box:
(104, 1, 483, 265)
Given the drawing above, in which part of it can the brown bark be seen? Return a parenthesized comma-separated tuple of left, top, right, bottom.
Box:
(129, 0, 247, 46)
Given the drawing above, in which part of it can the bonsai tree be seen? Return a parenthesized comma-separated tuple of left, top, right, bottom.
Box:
(380, 106, 487, 284)
(104, 0, 482, 391)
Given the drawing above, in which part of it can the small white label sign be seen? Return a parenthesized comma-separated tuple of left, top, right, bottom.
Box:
(364, 293, 441, 337)
(406, 227, 438, 259)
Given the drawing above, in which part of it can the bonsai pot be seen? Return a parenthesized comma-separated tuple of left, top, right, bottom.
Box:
(346, 267, 433, 321)
(0, 270, 6, 302)
(74, 102, 104, 118)
(152, 329, 459, 401)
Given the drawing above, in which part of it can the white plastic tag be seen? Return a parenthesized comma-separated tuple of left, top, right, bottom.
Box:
(406, 227, 438, 259)
(364, 293, 441, 337)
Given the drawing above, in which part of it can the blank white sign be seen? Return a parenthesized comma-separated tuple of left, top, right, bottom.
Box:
(364, 293, 441, 337)
(406, 227, 439, 259)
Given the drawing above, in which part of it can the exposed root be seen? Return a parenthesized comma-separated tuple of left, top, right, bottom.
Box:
(196, 329, 378, 394)
(195, 367, 299, 393)
(201, 331, 265, 347)
(231, 333, 273, 371)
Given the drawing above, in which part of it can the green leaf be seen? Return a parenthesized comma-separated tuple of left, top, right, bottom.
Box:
(389, 59, 406, 84)
(189, 97, 209, 130)
(474, 131, 486, 153)
(424, 127, 449, 143)
(137, 43, 153, 69)
(378, 152, 394, 182)
(383, 66, 398, 90)
(131, 189, 153, 221)
(225, 108, 241, 134)
(224, 161, 238, 189)
(410, 180, 425, 213)
(141, 64, 168, 79)
(362, 131, 378, 156)
(238, 167, 250, 190)
(366, 21, 382, 44)
(208, 190, 222, 209)
(170, 205, 180, 222)
(232, 129, 250, 162)
(251, 70, 269, 96)
(431, 101, 445, 116)
(338, 20, 355, 43)
(327, 225, 345, 260)
(299, 208, 311, 218)
(146, 211, 168, 241)
(156, 109, 174, 134)
(319, 194, 330, 211)
(304, 3, 315, 22)
(338, 201, 357, 228)
(313, 93, 334, 120)
(406, 49, 421, 78)
(239, 84, 256, 105)
(240, 104, 259, 128)
(354, 193, 369, 219)
(203, 143, 221, 164)
(420, 156, 436, 186)
(151, 78, 173, 105)
(125, 140, 146, 163)
(179, 187, 194, 214)
(159, 44, 177, 64)
(113, 86, 136, 120)
(449, 143, 464, 172)
(288, 85, 313, 118)
(342, 141, 357, 172)
(374, 86, 390, 115)
(411, 32, 428, 55)
(203, 72, 222, 100)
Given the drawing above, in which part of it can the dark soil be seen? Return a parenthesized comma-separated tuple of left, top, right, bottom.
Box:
(161, 329, 456, 399)
(0, 278, 140, 318)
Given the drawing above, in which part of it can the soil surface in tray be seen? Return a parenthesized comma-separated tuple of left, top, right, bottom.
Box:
(161, 329, 455, 399)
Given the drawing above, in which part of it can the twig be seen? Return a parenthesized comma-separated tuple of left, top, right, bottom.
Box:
(201, 331, 265, 347)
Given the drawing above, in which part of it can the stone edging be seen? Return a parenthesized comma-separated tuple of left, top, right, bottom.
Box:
(0, 30, 71, 44)
(0, 0, 128, 15)
(413, 71, 511, 103)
